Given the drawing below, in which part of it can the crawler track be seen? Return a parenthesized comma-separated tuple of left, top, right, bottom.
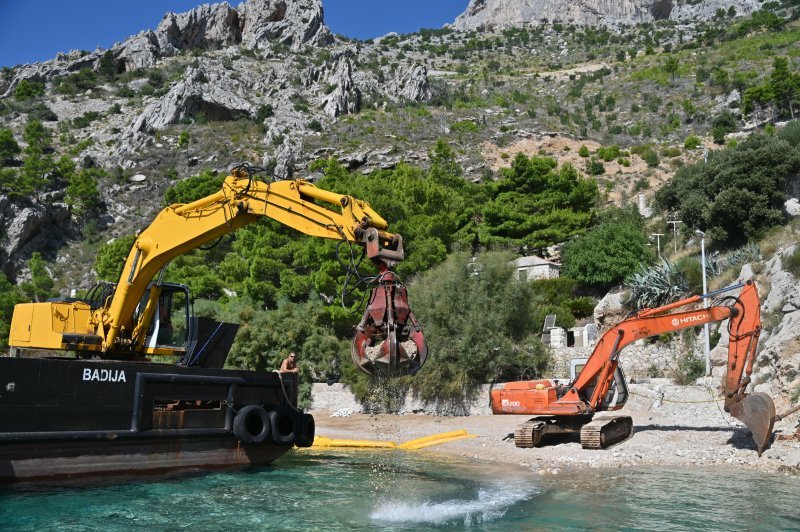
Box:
(580, 415, 633, 449)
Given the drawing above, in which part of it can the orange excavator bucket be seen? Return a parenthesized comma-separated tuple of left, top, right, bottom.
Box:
(351, 270, 428, 377)
(727, 392, 775, 456)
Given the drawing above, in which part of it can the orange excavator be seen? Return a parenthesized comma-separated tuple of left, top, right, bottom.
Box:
(491, 281, 776, 455)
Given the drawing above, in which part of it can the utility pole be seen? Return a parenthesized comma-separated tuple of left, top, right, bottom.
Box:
(696, 230, 711, 376)
(667, 220, 682, 255)
(650, 233, 664, 257)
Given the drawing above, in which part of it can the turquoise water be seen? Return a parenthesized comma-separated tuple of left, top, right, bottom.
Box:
(1, 450, 798, 530)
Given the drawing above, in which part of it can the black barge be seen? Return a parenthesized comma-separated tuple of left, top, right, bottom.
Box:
(0, 356, 314, 483)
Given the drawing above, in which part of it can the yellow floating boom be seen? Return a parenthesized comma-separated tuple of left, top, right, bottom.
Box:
(309, 430, 476, 450)
(398, 430, 477, 450)
(313, 436, 397, 449)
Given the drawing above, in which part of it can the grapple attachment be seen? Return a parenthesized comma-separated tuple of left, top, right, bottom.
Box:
(727, 392, 776, 457)
(351, 271, 428, 377)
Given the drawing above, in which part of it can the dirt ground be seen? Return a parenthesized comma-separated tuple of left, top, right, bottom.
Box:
(311, 384, 800, 475)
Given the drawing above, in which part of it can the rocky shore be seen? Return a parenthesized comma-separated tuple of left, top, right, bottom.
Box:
(311, 382, 800, 475)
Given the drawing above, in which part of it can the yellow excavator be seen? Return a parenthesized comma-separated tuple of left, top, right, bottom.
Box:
(8, 164, 427, 375)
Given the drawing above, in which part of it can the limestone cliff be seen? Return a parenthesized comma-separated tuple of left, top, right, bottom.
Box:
(452, 0, 762, 30)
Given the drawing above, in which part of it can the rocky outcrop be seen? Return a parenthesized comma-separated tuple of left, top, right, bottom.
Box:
(157, 3, 242, 52)
(131, 0, 332, 65)
(0, 195, 71, 280)
(115, 32, 162, 71)
(131, 63, 254, 133)
(752, 245, 800, 400)
(240, 0, 332, 50)
(0, 51, 99, 99)
(307, 49, 361, 117)
(593, 289, 627, 329)
(2, 0, 333, 96)
(387, 64, 431, 103)
(708, 249, 800, 403)
(452, 0, 761, 30)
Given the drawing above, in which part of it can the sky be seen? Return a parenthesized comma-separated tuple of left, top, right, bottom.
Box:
(0, 0, 468, 67)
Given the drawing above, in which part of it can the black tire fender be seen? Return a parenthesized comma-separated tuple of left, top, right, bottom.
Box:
(295, 413, 316, 448)
(232, 405, 271, 445)
(268, 406, 298, 446)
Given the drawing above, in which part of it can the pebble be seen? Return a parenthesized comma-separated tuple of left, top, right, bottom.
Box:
(330, 408, 354, 418)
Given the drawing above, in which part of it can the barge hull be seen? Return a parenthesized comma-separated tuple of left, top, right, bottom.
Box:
(0, 357, 306, 482)
(0, 437, 290, 483)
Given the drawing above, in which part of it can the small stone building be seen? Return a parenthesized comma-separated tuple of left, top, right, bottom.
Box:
(514, 255, 560, 281)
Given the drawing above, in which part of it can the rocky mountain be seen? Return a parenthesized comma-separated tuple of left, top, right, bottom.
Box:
(452, 0, 762, 30)
(0, 0, 432, 279)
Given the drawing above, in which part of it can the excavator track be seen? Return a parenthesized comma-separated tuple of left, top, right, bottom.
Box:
(514, 415, 593, 448)
(580, 415, 633, 449)
(514, 419, 546, 448)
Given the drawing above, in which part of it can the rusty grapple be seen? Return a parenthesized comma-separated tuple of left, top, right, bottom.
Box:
(351, 269, 428, 377)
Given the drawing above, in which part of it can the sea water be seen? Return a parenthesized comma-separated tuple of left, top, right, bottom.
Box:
(1, 450, 798, 531)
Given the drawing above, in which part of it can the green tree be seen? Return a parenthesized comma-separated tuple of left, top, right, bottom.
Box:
(17, 120, 55, 195)
(66, 167, 103, 218)
(163, 169, 225, 205)
(20, 253, 55, 302)
(98, 50, 118, 80)
(0, 272, 24, 349)
(684, 135, 702, 149)
(663, 56, 679, 84)
(428, 138, 464, 187)
(586, 157, 605, 175)
(656, 132, 799, 245)
(478, 153, 598, 252)
(769, 57, 799, 119)
(0, 129, 20, 163)
(177, 131, 190, 149)
(14, 79, 44, 101)
(23, 119, 51, 149)
(226, 296, 347, 408)
(94, 235, 136, 281)
(743, 83, 774, 117)
(561, 207, 655, 291)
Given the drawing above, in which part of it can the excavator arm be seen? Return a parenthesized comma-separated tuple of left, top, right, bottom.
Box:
(9, 167, 427, 376)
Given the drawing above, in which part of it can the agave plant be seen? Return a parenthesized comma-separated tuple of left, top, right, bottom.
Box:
(624, 258, 689, 310)
(723, 241, 762, 268)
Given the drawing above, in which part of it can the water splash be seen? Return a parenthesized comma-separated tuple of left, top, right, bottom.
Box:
(370, 481, 539, 526)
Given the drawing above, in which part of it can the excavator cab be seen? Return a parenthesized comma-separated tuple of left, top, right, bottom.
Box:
(571, 358, 629, 411)
(139, 283, 192, 354)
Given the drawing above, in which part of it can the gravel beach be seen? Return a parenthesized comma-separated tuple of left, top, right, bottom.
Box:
(311, 383, 800, 474)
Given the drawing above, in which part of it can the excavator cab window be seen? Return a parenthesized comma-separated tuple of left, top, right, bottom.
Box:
(570, 358, 629, 411)
(154, 287, 189, 348)
(139, 284, 192, 351)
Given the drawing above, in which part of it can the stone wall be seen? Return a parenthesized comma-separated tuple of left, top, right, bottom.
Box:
(548, 333, 701, 381)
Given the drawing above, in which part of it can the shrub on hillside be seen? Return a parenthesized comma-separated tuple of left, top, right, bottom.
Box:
(407, 251, 550, 402)
(684, 135, 702, 149)
(561, 206, 655, 291)
(14, 79, 44, 101)
(656, 132, 799, 247)
(785, 247, 800, 277)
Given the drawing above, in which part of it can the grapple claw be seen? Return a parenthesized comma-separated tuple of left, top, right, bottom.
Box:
(351, 271, 428, 377)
